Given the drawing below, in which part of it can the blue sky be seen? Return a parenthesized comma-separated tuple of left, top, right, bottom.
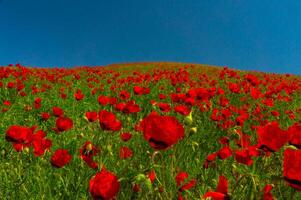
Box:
(0, 0, 300, 74)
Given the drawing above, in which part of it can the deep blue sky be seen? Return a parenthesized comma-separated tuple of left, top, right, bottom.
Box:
(0, 0, 300, 74)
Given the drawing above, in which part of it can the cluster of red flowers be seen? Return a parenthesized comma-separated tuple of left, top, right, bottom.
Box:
(6, 125, 52, 156)
(1, 63, 301, 199)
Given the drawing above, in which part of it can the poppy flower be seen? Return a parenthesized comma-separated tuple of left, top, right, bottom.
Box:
(139, 113, 184, 150)
(6, 125, 33, 152)
(85, 111, 98, 122)
(89, 168, 120, 200)
(174, 105, 191, 116)
(32, 137, 52, 157)
(52, 107, 64, 117)
(80, 141, 99, 169)
(203, 152, 217, 168)
(119, 146, 133, 159)
(235, 149, 253, 166)
(122, 101, 140, 114)
(119, 90, 130, 100)
(30, 130, 52, 156)
(115, 102, 126, 111)
(217, 146, 232, 160)
(176, 172, 188, 187)
(203, 175, 229, 200)
(147, 170, 156, 183)
(262, 184, 275, 200)
(74, 89, 84, 101)
(257, 122, 289, 152)
(283, 148, 301, 191)
(157, 102, 171, 112)
(157, 93, 166, 100)
(250, 87, 262, 99)
(175, 171, 196, 192)
(56, 116, 73, 132)
(6, 125, 33, 144)
(288, 123, 301, 148)
(133, 86, 144, 95)
(50, 149, 72, 168)
(34, 98, 42, 109)
(41, 112, 51, 121)
(120, 132, 132, 142)
(99, 110, 122, 131)
(98, 95, 110, 106)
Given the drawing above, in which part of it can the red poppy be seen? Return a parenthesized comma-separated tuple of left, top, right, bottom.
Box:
(133, 86, 144, 95)
(80, 141, 99, 169)
(139, 113, 184, 150)
(74, 89, 84, 101)
(147, 170, 156, 183)
(203, 175, 229, 200)
(174, 105, 191, 116)
(250, 87, 262, 99)
(50, 149, 72, 168)
(41, 112, 51, 121)
(283, 148, 301, 191)
(235, 149, 253, 166)
(175, 171, 196, 192)
(159, 93, 166, 100)
(176, 171, 188, 186)
(119, 90, 130, 100)
(120, 132, 132, 142)
(56, 116, 73, 132)
(119, 146, 133, 159)
(98, 95, 110, 106)
(89, 168, 120, 200)
(157, 102, 171, 112)
(6, 125, 33, 144)
(32, 137, 52, 157)
(262, 184, 275, 200)
(52, 107, 64, 117)
(99, 110, 122, 131)
(288, 123, 301, 148)
(115, 102, 126, 111)
(203, 152, 217, 168)
(122, 101, 140, 114)
(85, 111, 98, 122)
(34, 97, 42, 109)
(217, 146, 232, 160)
(257, 122, 289, 152)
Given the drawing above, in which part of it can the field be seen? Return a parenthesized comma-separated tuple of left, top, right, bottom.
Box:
(0, 62, 301, 200)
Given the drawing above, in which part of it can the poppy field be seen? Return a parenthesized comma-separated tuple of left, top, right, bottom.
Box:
(0, 62, 301, 199)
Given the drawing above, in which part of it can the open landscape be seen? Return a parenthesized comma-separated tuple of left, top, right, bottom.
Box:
(0, 62, 300, 199)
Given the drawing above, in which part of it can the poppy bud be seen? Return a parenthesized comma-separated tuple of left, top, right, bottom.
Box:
(189, 127, 197, 136)
(285, 145, 298, 150)
(24, 147, 29, 153)
(78, 133, 84, 138)
(184, 112, 193, 125)
(135, 174, 146, 182)
(145, 178, 152, 190)
(86, 143, 93, 152)
(107, 144, 113, 155)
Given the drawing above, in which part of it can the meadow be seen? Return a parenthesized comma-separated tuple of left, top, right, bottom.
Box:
(0, 62, 300, 200)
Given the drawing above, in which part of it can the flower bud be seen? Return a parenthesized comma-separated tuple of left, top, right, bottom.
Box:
(24, 147, 30, 153)
(86, 143, 93, 152)
(135, 174, 146, 182)
(184, 112, 193, 125)
(189, 127, 197, 135)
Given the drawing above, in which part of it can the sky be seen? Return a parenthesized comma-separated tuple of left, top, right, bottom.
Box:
(0, 0, 300, 74)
